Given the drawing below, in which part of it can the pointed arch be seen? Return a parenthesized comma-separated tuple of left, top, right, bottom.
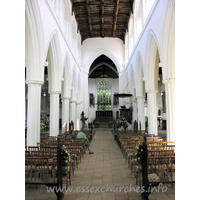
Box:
(46, 31, 62, 92)
(25, 0, 45, 82)
(88, 62, 118, 77)
(162, 0, 175, 81)
(62, 52, 71, 98)
(135, 51, 145, 97)
(85, 48, 121, 74)
(144, 30, 161, 91)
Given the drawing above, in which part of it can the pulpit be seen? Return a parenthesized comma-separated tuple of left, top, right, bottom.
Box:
(119, 107, 132, 124)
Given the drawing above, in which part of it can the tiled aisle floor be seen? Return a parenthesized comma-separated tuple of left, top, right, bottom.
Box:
(25, 129, 175, 200)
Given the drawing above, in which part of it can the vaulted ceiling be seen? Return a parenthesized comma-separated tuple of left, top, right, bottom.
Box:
(71, 0, 134, 43)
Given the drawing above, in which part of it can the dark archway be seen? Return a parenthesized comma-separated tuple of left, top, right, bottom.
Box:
(89, 55, 118, 79)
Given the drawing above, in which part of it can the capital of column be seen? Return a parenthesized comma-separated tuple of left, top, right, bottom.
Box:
(70, 100, 77, 104)
(163, 78, 175, 84)
(26, 80, 44, 85)
(146, 89, 158, 93)
(48, 90, 61, 94)
(62, 96, 71, 100)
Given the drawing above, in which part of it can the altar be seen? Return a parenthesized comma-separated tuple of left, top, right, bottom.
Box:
(96, 110, 112, 118)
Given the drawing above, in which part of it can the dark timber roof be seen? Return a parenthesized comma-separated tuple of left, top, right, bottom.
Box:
(71, 0, 134, 43)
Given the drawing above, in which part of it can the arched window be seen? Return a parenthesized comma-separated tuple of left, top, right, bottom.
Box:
(97, 81, 112, 111)
(134, 0, 142, 43)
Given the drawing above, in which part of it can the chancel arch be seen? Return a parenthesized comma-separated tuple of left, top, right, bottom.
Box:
(85, 49, 121, 75)
(88, 54, 119, 122)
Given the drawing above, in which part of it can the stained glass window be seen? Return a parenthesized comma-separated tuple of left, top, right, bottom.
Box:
(97, 81, 111, 110)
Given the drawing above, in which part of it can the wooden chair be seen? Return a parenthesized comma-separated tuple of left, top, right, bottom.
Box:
(153, 156, 170, 177)
(51, 158, 71, 186)
(126, 145, 135, 167)
(135, 163, 142, 187)
(40, 147, 51, 152)
(166, 145, 175, 150)
(35, 158, 52, 178)
(25, 150, 30, 157)
(73, 141, 85, 159)
(147, 145, 166, 150)
(30, 151, 41, 157)
(169, 156, 175, 180)
(28, 146, 39, 151)
(25, 157, 35, 178)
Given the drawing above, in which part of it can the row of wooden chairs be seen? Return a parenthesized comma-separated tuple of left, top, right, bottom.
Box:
(25, 130, 93, 187)
(115, 131, 175, 188)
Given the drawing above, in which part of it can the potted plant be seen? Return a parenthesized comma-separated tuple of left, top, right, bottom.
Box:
(116, 116, 129, 130)
(40, 116, 49, 132)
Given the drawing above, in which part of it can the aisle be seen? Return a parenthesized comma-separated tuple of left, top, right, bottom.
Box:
(64, 129, 142, 200)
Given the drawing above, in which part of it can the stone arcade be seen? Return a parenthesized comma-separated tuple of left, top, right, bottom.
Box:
(25, 0, 175, 199)
(25, 0, 175, 146)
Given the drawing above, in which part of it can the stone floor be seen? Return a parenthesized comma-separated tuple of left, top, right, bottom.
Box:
(25, 128, 175, 200)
